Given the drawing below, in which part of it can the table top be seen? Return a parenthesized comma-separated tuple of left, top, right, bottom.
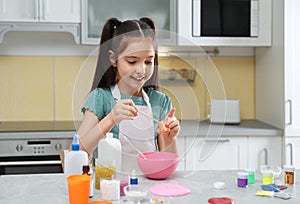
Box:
(0, 121, 81, 132)
(0, 170, 298, 204)
(178, 120, 283, 137)
(0, 120, 282, 136)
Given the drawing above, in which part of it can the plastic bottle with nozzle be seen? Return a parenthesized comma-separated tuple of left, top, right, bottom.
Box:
(64, 134, 89, 193)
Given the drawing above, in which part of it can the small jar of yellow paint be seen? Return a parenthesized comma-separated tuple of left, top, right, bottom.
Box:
(262, 171, 274, 185)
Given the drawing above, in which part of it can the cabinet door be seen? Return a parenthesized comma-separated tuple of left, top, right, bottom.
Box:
(248, 136, 282, 169)
(0, 0, 37, 22)
(0, 0, 80, 23)
(186, 137, 247, 170)
(81, 0, 176, 45)
(285, 0, 300, 136)
(176, 136, 186, 171)
(40, 0, 80, 23)
(286, 138, 300, 169)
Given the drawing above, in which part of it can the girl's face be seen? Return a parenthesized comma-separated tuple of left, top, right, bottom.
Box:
(113, 37, 155, 96)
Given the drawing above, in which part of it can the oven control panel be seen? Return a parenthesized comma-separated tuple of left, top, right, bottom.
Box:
(0, 139, 72, 156)
(0, 131, 74, 156)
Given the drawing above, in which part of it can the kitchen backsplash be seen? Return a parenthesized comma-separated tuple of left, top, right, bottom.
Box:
(0, 55, 254, 121)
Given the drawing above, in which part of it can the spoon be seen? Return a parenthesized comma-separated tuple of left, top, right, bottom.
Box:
(114, 98, 170, 134)
(120, 131, 147, 160)
(138, 111, 170, 134)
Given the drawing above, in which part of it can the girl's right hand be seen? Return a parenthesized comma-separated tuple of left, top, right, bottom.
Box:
(110, 99, 138, 125)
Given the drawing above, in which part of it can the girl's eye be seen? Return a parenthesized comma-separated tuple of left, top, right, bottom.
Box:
(127, 61, 136, 65)
(145, 61, 153, 66)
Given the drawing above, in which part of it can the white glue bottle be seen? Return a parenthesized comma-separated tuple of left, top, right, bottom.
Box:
(98, 132, 121, 172)
(64, 134, 89, 193)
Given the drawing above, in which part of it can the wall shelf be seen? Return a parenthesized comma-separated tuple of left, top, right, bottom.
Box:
(159, 69, 196, 83)
(0, 22, 80, 44)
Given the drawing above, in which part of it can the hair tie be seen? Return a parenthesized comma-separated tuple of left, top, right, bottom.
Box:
(114, 20, 121, 29)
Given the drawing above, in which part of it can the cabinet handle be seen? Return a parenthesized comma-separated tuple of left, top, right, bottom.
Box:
(204, 139, 230, 143)
(286, 100, 292, 125)
(263, 148, 268, 165)
(287, 143, 293, 166)
(0, 160, 61, 166)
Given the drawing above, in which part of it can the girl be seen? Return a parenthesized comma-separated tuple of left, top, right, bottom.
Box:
(77, 17, 180, 173)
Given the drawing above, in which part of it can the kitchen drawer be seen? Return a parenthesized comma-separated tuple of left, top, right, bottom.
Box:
(185, 136, 247, 170)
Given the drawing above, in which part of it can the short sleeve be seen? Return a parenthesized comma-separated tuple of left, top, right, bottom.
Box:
(82, 88, 113, 120)
(147, 88, 172, 121)
(158, 93, 172, 120)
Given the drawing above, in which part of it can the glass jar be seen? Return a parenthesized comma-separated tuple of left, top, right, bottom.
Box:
(284, 165, 295, 185)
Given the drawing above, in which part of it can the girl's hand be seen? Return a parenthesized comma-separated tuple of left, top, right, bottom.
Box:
(161, 107, 180, 142)
(110, 99, 138, 125)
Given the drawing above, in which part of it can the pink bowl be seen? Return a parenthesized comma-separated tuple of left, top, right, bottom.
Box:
(137, 152, 179, 180)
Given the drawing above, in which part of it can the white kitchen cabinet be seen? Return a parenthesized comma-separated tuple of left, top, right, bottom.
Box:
(248, 136, 282, 169)
(285, 138, 300, 169)
(256, 0, 300, 134)
(176, 136, 186, 171)
(284, 0, 300, 136)
(0, 0, 80, 22)
(185, 136, 247, 170)
(177, 0, 272, 46)
(256, 0, 300, 169)
(81, 0, 176, 45)
(0, 0, 35, 21)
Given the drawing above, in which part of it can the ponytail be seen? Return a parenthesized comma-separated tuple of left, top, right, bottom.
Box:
(139, 17, 156, 33)
(100, 18, 121, 45)
(140, 17, 159, 91)
(91, 18, 121, 90)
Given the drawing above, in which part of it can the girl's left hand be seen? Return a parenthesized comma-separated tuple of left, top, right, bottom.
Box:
(161, 107, 180, 141)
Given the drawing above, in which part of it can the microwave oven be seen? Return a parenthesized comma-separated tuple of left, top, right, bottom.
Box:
(192, 0, 259, 37)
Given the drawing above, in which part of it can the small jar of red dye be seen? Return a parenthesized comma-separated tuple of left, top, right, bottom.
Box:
(119, 180, 129, 196)
(237, 172, 248, 187)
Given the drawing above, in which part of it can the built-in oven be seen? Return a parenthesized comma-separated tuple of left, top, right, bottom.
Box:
(0, 121, 75, 175)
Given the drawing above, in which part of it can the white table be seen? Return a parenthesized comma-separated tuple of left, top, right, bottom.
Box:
(0, 170, 298, 204)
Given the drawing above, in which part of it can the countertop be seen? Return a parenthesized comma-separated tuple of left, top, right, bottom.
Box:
(0, 120, 282, 140)
(0, 170, 298, 204)
(178, 120, 283, 137)
(0, 121, 80, 132)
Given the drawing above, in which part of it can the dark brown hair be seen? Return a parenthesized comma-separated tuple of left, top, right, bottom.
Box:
(91, 17, 159, 92)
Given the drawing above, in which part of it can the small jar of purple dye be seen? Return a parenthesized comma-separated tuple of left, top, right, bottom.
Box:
(237, 172, 248, 187)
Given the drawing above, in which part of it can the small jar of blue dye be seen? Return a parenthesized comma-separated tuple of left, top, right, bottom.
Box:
(237, 172, 248, 187)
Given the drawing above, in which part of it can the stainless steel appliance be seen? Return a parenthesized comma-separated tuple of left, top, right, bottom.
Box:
(0, 121, 75, 175)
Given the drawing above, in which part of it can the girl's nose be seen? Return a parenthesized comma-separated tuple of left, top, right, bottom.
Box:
(135, 64, 146, 74)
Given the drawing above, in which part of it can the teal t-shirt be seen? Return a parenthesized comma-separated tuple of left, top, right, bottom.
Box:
(82, 87, 172, 139)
